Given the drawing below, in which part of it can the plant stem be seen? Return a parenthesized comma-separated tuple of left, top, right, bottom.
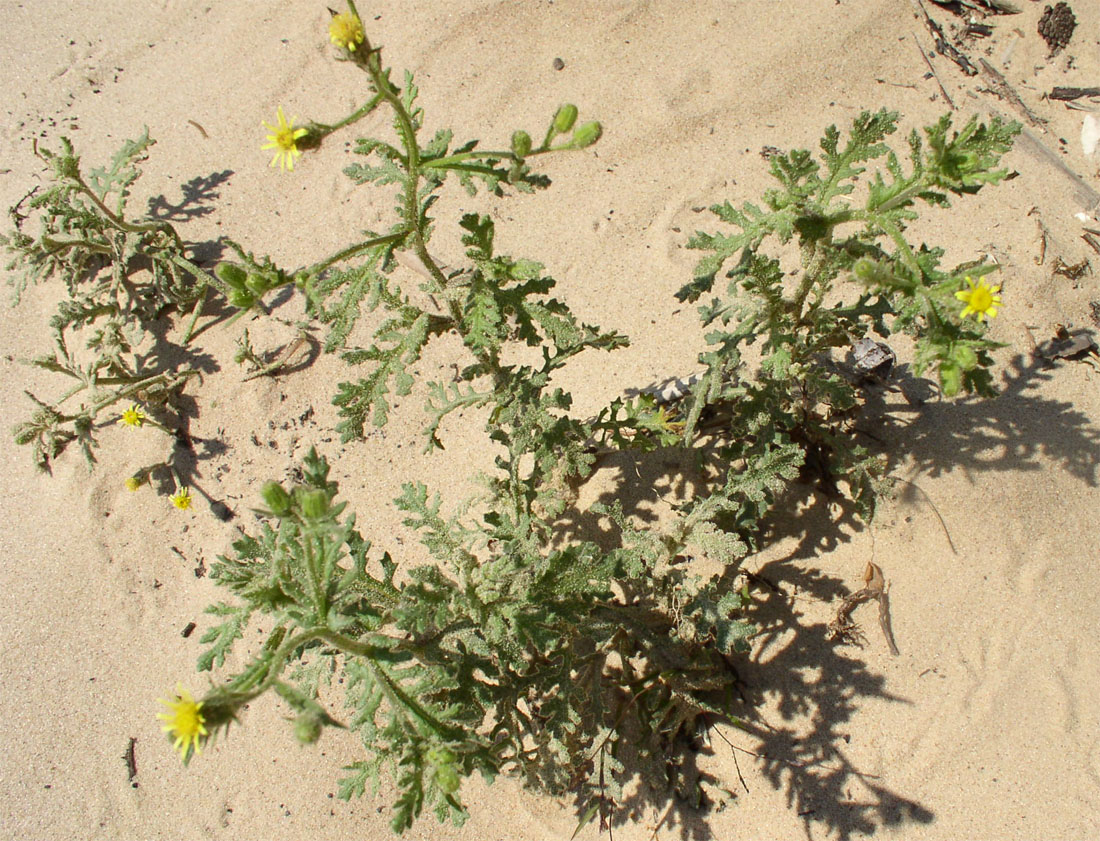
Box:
(303, 530, 329, 620)
(167, 252, 220, 290)
(311, 91, 385, 136)
(40, 235, 112, 256)
(362, 47, 449, 292)
(75, 179, 183, 249)
(867, 213, 922, 279)
(301, 231, 408, 278)
(179, 285, 207, 345)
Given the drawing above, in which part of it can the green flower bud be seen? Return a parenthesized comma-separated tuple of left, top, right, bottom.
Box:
(852, 258, 877, 283)
(298, 488, 330, 520)
(569, 121, 602, 149)
(215, 262, 249, 291)
(227, 288, 256, 309)
(954, 344, 978, 371)
(939, 361, 962, 398)
(553, 104, 578, 134)
(511, 130, 532, 158)
(426, 746, 456, 765)
(245, 273, 272, 295)
(260, 481, 292, 516)
(427, 746, 460, 794)
(434, 764, 460, 794)
(293, 714, 323, 745)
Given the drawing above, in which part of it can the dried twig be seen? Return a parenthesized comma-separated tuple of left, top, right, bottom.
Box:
(709, 723, 883, 779)
(827, 562, 900, 656)
(242, 331, 314, 381)
(1082, 229, 1100, 258)
(1029, 208, 1049, 266)
(123, 737, 138, 787)
(978, 58, 1047, 128)
(912, 0, 978, 76)
(1050, 86, 1100, 102)
(912, 33, 956, 109)
(891, 476, 957, 555)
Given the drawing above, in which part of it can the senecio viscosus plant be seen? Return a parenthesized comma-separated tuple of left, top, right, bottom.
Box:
(4, 2, 1018, 834)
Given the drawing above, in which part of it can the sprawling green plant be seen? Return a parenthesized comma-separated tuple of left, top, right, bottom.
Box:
(678, 108, 1018, 514)
(9, 2, 1020, 835)
(1, 130, 224, 470)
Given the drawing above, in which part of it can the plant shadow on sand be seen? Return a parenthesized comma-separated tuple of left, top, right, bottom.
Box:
(546, 350, 1096, 840)
(146, 170, 234, 223)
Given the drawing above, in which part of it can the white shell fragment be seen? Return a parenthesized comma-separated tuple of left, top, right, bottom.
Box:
(1082, 114, 1100, 157)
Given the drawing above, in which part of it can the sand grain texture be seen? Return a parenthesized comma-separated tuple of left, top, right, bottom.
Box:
(2, 2, 1099, 839)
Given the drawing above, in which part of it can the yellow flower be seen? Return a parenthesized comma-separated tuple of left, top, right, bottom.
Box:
(157, 684, 208, 760)
(261, 106, 308, 171)
(329, 12, 365, 51)
(120, 404, 146, 428)
(171, 487, 193, 510)
(954, 275, 1002, 322)
(125, 474, 145, 491)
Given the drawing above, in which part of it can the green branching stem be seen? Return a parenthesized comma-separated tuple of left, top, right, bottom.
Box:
(793, 236, 832, 317)
(420, 145, 558, 171)
(39, 235, 112, 256)
(310, 91, 385, 137)
(71, 176, 185, 250)
(301, 231, 408, 279)
(360, 46, 449, 293)
(228, 627, 384, 698)
(224, 620, 469, 743)
(302, 530, 330, 619)
(165, 252, 220, 290)
(854, 211, 921, 278)
(178, 284, 213, 344)
(52, 369, 198, 415)
(360, 652, 470, 741)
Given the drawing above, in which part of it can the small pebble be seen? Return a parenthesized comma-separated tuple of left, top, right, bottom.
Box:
(552, 57, 564, 70)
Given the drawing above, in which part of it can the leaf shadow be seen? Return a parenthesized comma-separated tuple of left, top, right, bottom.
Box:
(539, 433, 930, 839)
(877, 353, 1100, 489)
(146, 169, 234, 222)
(544, 347, 1098, 838)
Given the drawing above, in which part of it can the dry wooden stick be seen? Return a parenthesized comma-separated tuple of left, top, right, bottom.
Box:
(911, 0, 977, 76)
(912, 33, 955, 109)
(1013, 126, 1100, 216)
(978, 58, 1047, 129)
(1050, 86, 1100, 102)
(827, 562, 900, 656)
(890, 476, 957, 555)
(123, 737, 138, 787)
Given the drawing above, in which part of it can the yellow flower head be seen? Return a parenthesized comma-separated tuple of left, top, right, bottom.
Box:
(955, 275, 1002, 322)
(329, 12, 365, 51)
(124, 474, 145, 491)
(157, 684, 208, 760)
(120, 404, 146, 428)
(261, 106, 309, 171)
(171, 487, 193, 510)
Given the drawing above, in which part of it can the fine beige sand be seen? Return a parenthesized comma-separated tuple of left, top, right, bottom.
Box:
(2, 2, 1099, 839)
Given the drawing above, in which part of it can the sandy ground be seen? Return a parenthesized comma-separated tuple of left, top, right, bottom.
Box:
(2, 1, 1099, 839)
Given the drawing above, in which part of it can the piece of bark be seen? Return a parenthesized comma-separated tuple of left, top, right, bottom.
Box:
(1050, 86, 1100, 101)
